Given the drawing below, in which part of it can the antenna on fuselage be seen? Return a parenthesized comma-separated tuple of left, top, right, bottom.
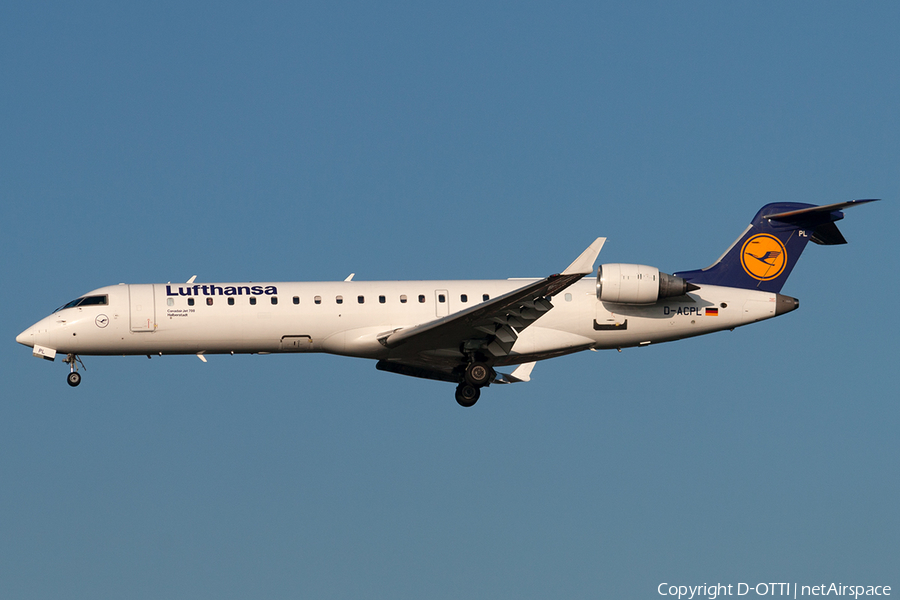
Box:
(186, 275, 197, 284)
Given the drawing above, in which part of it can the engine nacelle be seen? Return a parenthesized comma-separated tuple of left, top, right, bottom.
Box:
(596, 263, 694, 305)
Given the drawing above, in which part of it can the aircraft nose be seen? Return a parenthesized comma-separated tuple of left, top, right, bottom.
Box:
(16, 326, 35, 347)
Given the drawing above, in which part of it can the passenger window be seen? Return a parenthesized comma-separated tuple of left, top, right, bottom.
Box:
(228, 297, 235, 305)
(167, 298, 174, 307)
(379, 295, 386, 304)
(418, 295, 425, 303)
(250, 297, 257, 305)
(460, 294, 468, 303)
(207, 297, 214, 306)
(438, 294, 446, 303)
(336, 296, 343, 304)
(483, 294, 490, 301)
(358, 296, 365, 304)
(271, 297, 278, 305)
(565, 293, 572, 302)
(293, 296, 300, 305)
(188, 298, 195, 306)
(400, 295, 407, 303)
(315, 296, 322, 305)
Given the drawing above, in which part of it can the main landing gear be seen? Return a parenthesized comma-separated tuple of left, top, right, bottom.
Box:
(64, 353, 83, 387)
(464, 362, 491, 387)
(455, 361, 493, 407)
(455, 382, 480, 407)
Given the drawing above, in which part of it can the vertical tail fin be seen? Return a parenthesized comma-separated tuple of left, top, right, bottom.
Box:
(674, 200, 878, 293)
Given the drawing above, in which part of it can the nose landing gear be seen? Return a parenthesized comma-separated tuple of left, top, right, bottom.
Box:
(63, 354, 84, 387)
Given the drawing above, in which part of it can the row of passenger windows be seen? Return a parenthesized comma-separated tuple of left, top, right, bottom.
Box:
(166, 293, 492, 307)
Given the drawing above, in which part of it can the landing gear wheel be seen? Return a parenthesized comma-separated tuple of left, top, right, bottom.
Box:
(455, 383, 480, 407)
(464, 362, 491, 387)
(64, 353, 83, 387)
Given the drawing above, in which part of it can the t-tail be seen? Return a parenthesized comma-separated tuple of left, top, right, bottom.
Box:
(674, 199, 879, 293)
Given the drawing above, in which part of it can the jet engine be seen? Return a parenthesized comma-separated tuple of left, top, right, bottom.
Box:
(596, 263, 696, 304)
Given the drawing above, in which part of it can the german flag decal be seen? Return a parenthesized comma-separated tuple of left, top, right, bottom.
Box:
(705, 307, 719, 316)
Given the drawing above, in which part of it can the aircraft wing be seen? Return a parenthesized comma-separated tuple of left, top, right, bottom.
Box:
(378, 238, 605, 358)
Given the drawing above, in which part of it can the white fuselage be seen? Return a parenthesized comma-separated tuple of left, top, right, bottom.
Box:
(18, 279, 784, 366)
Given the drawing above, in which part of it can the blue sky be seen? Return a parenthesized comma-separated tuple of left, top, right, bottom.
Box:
(2, 3, 898, 598)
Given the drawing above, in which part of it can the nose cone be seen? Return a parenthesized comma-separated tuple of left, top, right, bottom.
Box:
(16, 326, 35, 348)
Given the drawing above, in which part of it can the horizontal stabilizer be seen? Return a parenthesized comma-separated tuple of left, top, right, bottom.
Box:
(763, 199, 879, 223)
(764, 199, 879, 246)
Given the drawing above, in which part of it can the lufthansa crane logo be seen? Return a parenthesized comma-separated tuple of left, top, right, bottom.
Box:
(95, 314, 109, 328)
(741, 234, 787, 281)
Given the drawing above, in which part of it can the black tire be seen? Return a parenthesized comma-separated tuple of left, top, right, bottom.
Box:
(455, 383, 480, 407)
(464, 362, 491, 387)
(67, 372, 81, 387)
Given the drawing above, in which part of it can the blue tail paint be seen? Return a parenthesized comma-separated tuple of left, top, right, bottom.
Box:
(674, 200, 878, 293)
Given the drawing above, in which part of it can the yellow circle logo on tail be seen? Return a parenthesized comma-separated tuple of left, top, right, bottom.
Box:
(741, 234, 787, 281)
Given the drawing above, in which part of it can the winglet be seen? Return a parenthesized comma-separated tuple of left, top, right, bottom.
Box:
(562, 238, 606, 275)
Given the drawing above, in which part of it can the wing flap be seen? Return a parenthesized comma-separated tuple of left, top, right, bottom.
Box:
(494, 362, 536, 384)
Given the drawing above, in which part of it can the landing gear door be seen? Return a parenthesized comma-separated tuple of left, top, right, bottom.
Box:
(281, 335, 312, 352)
(129, 284, 156, 332)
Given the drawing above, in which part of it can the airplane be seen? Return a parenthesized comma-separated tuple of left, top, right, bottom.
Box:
(16, 200, 878, 407)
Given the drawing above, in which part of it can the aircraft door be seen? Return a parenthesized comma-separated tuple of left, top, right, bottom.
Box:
(129, 284, 157, 332)
(435, 289, 449, 317)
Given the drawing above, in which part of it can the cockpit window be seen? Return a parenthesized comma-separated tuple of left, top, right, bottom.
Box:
(54, 295, 108, 312)
(57, 299, 82, 312)
(79, 295, 108, 307)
